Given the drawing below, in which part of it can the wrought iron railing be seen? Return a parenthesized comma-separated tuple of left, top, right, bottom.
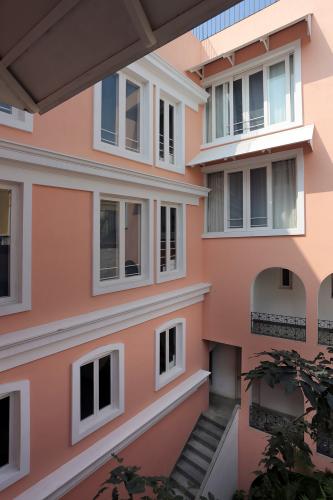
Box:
(251, 312, 306, 341)
(318, 319, 333, 346)
(249, 403, 295, 434)
(317, 432, 333, 458)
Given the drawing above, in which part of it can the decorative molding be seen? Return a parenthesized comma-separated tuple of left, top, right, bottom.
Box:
(0, 140, 209, 205)
(15, 370, 209, 500)
(0, 283, 211, 372)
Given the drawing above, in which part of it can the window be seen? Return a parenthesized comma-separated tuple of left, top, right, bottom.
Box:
(205, 150, 304, 237)
(0, 181, 31, 316)
(0, 103, 33, 132)
(94, 194, 152, 294)
(157, 202, 186, 282)
(155, 320, 186, 390)
(204, 42, 301, 145)
(0, 381, 29, 492)
(156, 90, 185, 173)
(280, 269, 292, 289)
(72, 344, 124, 444)
(94, 70, 151, 163)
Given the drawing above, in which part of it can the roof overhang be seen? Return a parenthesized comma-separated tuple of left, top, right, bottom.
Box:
(188, 125, 314, 167)
(0, 0, 240, 114)
(188, 13, 312, 75)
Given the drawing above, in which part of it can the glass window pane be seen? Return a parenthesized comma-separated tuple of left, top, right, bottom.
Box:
(170, 207, 177, 271)
(168, 327, 176, 369)
(205, 87, 212, 142)
(159, 330, 166, 375)
(125, 202, 141, 277)
(126, 80, 140, 152)
(169, 104, 175, 164)
(269, 61, 286, 124)
(99, 356, 111, 410)
(0, 395, 10, 468)
(228, 171, 243, 228)
(207, 172, 224, 232)
(250, 167, 267, 227)
(100, 200, 119, 280)
(290, 54, 295, 122)
(216, 82, 230, 138)
(0, 103, 12, 115)
(80, 363, 94, 420)
(160, 206, 167, 273)
(272, 159, 297, 229)
(159, 99, 164, 160)
(0, 189, 11, 298)
(233, 79, 243, 134)
(249, 71, 264, 131)
(101, 74, 119, 146)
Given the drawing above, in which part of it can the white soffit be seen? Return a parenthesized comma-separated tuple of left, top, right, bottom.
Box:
(0, 0, 240, 114)
(188, 125, 314, 166)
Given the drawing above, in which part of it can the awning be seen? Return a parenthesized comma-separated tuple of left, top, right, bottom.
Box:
(0, 0, 240, 114)
(188, 124, 314, 166)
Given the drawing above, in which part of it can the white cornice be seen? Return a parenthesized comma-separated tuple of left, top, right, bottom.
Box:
(15, 369, 209, 500)
(0, 283, 211, 372)
(0, 140, 209, 204)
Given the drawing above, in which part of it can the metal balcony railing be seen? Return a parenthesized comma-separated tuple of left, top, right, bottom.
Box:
(318, 319, 333, 346)
(251, 312, 306, 342)
(317, 432, 333, 458)
(249, 403, 295, 434)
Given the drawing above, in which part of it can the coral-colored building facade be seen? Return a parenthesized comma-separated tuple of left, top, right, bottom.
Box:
(0, 0, 332, 498)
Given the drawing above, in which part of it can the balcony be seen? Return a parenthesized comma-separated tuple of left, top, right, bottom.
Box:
(251, 267, 306, 341)
(251, 312, 306, 341)
(249, 403, 295, 434)
(318, 275, 333, 346)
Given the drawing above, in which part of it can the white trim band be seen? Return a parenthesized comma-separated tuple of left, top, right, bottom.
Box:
(0, 283, 211, 372)
(15, 370, 209, 500)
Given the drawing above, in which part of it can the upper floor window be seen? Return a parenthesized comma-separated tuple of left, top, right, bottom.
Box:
(72, 344, 124, 444)
(204, 42, 301, 145)
(0, 181, 31, 316)
(155, 319, 186, 390)
(157, 202, 186, 283)
(94, 71, 151, 164)
(156, 90, 185, 173)
(205, 150, 304, 238)
(0, 381, 29, 492)
(93, 193, 152, 295)
(0, 103, 33, 132)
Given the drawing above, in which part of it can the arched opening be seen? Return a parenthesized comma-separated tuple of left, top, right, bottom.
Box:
(251, 267, 306, 341)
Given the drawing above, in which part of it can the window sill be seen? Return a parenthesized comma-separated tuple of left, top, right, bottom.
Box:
(0, 112, 33, 132)
(0, 300, 31, 317)
(155, 366, 185, 391)
(157, 270, 186, 284)
(155, 159, 185, 175)
(72, 406, 124, 445)
(0, 464, 29, 492)
(93, 138, 152, 166)
(202, 228, 305, 239)
(93, 276, 153, 295)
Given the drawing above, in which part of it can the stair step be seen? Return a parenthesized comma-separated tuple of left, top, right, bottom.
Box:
(183, 447, 211, 473)
(192, 428, 220, 451)
(197, 418, 224, 440)
(176, 459, 203, 486)
(201, 412, 226, 431)
(171, 471, 197, 499)
(186, 438, 215, 462)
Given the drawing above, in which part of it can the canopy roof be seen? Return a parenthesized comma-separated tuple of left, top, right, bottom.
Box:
(0, 0, 239, 114)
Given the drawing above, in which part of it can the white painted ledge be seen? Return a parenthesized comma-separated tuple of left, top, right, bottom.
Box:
(0, 282, 211, 372)
(15, 370, 209, 500)
(188, 124, 314, 166)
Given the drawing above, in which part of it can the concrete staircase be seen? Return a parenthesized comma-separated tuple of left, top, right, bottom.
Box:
(170, 411, 227, 499)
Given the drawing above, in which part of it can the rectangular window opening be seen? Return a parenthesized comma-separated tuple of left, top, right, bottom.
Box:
(100, 200, 119, 281)
(125, 80, 140, 153)
(125, 203, 141, 278)
(0, 395, 10, 468)
(80, 363, 94, 421)
(101, 74, 119, 146)
(228, 171, 243, 228)
(281, 268, 292, 289)
(0, 189, 11, 298)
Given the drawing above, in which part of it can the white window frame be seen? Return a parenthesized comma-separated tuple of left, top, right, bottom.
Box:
(155, 87, 185, 174)
(156, 201, 186, 283)
(203, 40, 302, 148)
(93, 68, 152, 164)
(93, 192, 153, 295)
(0, 179, 32, 316)
(0, 104, 33, 132)
(203, 148, 304, 238)
(155, 319, 186, 391)
(0, 381, 30, 492)
(72, 343, 125, 444)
